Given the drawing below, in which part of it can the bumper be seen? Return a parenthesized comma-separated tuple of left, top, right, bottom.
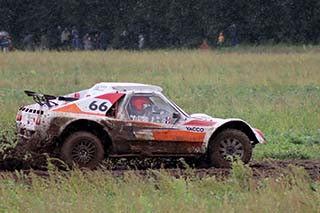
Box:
(254, 128, 267, 144)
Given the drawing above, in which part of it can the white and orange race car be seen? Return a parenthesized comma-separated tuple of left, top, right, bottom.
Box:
(16, 82, 266, 168)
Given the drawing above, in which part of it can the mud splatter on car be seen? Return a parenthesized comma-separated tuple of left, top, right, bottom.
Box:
(16, 82, 266, 168)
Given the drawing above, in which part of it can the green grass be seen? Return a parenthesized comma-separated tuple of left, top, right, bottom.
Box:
(0, 47, 319, 212)
(1, 48, 319, 160)
(0, 162, 318, 212)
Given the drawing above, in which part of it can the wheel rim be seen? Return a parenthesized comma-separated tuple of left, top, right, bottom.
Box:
(71, 139, 96, 164)
(219, 138, 244, 161)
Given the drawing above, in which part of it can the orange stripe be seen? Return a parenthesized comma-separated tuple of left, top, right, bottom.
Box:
(153, 130, 205, 142)
(53, 104, 103, 116)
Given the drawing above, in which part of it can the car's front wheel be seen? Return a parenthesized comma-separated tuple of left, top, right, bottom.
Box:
(61, 131, 105, 169)
(208, 129, 252, 168)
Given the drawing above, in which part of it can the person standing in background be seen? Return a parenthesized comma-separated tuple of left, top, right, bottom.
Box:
(71, 26, 80, 50)
(1, 36, 9, 53)
(99, 31, 108, 50)
(83, 33, 93, 50)
(61, 28, 71, 49)
(217, 31, 224, 47)
(138, 34, 145, 49)
(229, 24, 238, 46)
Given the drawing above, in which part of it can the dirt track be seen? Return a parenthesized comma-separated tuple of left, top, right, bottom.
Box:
(0, 158, 319, 181)
(250, 160, 320, 180)
(108, 160, 320, 181)
(0, 143, 319, 180)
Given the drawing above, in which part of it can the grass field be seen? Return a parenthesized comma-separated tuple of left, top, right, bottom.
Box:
(0, 47, 319, 160)
(0, 47, 319, 212)
(0, 162, 318, 212)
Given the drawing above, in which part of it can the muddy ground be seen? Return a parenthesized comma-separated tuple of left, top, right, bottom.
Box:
(0, 140, 319, 180)
(106, 160, 320, 181)
(0, 155, 319, 181)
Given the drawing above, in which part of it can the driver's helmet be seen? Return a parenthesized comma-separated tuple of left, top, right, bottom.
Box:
(130, 96, 151, 115)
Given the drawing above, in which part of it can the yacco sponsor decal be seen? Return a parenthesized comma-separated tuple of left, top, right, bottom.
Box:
(184, 120, 217, 126)
(153, 130, 205, 142)
(186, 126, 205, 132)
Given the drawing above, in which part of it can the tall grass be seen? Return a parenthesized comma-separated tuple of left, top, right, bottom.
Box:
(0, 162, 318, 212)
(0, 48, 319, 159)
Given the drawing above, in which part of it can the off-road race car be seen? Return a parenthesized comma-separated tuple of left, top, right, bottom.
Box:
(16, 82, 266, 168)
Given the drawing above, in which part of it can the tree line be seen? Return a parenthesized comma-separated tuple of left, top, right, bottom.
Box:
(0, 0, 319, 49)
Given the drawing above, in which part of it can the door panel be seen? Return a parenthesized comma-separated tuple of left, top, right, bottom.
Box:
(109, 93, 206, 156)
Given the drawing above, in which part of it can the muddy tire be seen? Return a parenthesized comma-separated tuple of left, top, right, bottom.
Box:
(208, 129, 252, 168)
(61, 131, 105, 169)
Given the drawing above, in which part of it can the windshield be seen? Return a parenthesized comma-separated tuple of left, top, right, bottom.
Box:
(170, 100, 190, 118)
(126, 93, 185, 124)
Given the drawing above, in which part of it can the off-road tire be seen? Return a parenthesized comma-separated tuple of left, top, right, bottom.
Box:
(208, 129, 252, 168)
(61, 131, 105, 169)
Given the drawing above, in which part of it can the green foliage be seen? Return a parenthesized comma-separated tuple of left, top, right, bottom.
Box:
(1, 0, 320, 47)
(0, 167, 318, 212)
(230, 160, 253, 191)
(0, 125, 18, 153)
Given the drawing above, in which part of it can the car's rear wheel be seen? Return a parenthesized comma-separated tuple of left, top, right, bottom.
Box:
(208, 129, 252, 168)
(61, 131, 105, 169)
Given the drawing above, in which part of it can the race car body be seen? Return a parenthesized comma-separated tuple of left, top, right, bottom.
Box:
(16, 82, 266, 168)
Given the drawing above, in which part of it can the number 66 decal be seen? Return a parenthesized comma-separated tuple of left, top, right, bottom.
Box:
(88, 100, 111, 112)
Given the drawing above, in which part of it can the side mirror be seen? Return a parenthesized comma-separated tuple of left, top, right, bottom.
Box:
(172, 112, 180, 119)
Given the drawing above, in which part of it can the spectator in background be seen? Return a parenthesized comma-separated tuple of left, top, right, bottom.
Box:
(120, 30, 128, 49)
(22, 34, 34, 51)
(199, 39, 209, 49)
(56, 25, 62, 49)
(138, 34, 145, 49)
(0, 35, 4, 52)
(216, 31, 224, 47)
(0, 36, 10, 53)
(94, 33, 100, 49)
(83, 33, 93, 50)
(99, 31, 108, 50)
(0, 31, 12, 53)
(40, 34, 48, 50)
(61, 28, 70, 49)
(8, 36, 13, 51)
(229, 24, 238, 46)
(71, 26, 80, 50)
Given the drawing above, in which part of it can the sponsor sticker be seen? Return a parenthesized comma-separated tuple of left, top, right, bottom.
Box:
(186, 126, 205, 132)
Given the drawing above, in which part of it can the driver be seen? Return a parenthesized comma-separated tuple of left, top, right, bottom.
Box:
(128, 96, 173, 124)
(130, 96, 152, 117)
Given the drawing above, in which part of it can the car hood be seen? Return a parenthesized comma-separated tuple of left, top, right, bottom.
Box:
(188, 113, 224, 124)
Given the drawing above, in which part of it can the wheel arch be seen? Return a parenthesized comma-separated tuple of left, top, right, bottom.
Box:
(209, 120, 259, 146)
(58, 119, 113, 154)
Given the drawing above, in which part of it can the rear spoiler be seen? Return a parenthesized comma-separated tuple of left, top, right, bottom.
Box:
(24, 90, 78, 107)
